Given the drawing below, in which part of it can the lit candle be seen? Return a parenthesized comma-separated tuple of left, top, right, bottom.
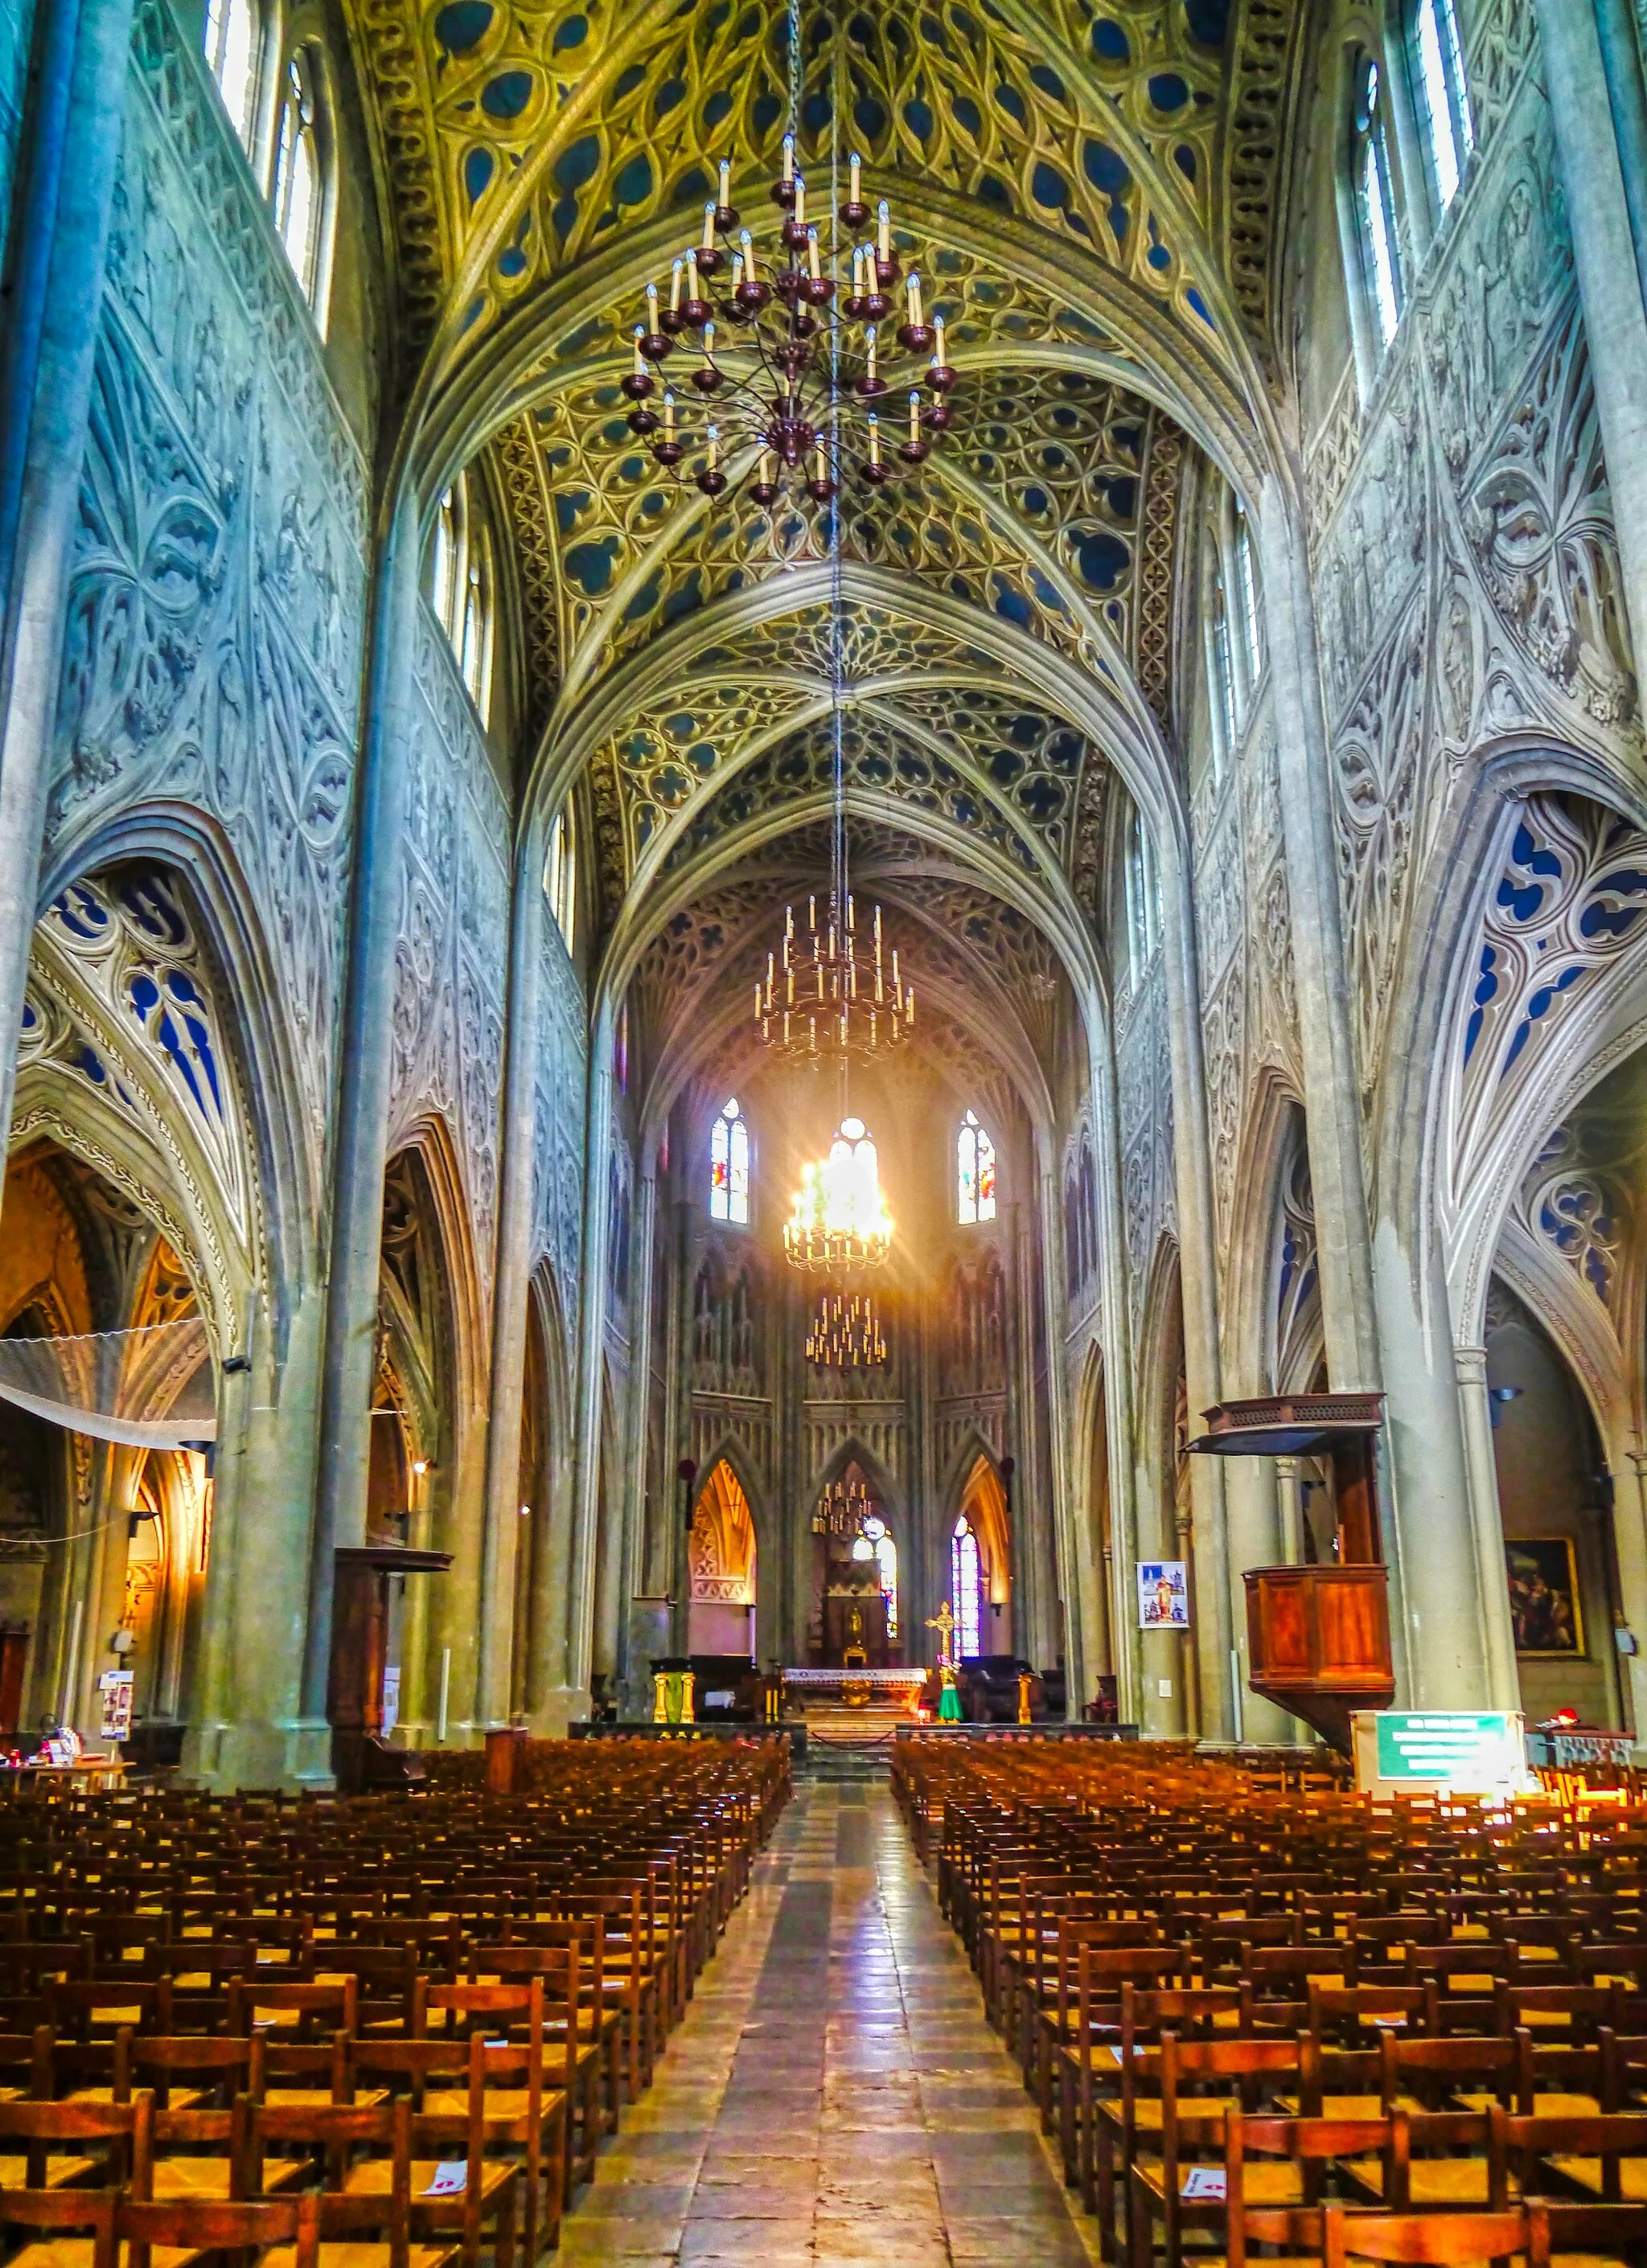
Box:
(908, 388, 920, 445)
(759, 448, 775, 486)
(702, 320, 716, 359)
(740, 226, 754, 265)
(730, 251, 744, 291)
(849, 150, 862, 204)
(718, 156, 732, 209)
(782, 132, 795, 183)
(701, 201, 716, 250)
(707, 424, 719, 471)
(669, 257, 683, 314)
(684, 248, 699, 298)
(806, 225, 820, 282)
(633, 326, 647, 376)
(793, 175, 806, 228)
(663, 391, 676, 438)
(646, 281, 659, 327)
(868, 414, 881, 468)
(906, 270, 923, 328)
(877, 197, 890, 260)
(934, 313, 947, 365)
(865, 325, 877, 384)
(815, 442, 828, 485)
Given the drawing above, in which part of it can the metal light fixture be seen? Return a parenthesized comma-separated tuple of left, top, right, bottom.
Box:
(784, 1115, 893, 1272)
(805, 1286, 887, 1367)
(757, 893, 913, 1057)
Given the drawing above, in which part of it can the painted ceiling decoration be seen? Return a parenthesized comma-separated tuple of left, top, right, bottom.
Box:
(337, 0, 1311, 1126)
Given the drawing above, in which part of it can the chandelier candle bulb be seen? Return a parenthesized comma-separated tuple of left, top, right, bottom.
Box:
(850, 151, 862, 205)
(794, 176, 806, 228)
(865, 326, 878, 383)
(909, 391, 921, 445)
(701, 201, 715, 251)
(663, 392, 676, 437)
(782, 132, 795, 183)
(877, 198, 891, 259)
(669, 258, 683, 313)
(718, 157, 731, 209)
(907, 272, 923, 328)
(806, 225, 821, 282)
(933, 314, 946, 364)
(632, 327, 646, 377)
(706, 425, 719, 471)
(684, 248, 699, 297)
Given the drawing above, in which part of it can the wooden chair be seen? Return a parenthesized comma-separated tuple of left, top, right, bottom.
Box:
(1320, 2201, 1546, 2268)
(348, 2032, 524, 2268)
(250, 2096, 459, 2268)
(118, 2189, 322, 2268)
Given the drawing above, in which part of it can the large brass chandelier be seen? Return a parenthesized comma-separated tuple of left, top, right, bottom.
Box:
(811, 1472, 874, 1536)
(622, 140, 956, 507)
(757, 893, 913, 1056)
(784, 1115, 893, 1271)
(805, 1286, 886, 1368)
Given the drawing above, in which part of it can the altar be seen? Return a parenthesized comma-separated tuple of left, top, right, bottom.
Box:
(784, 1665, 927, 1705)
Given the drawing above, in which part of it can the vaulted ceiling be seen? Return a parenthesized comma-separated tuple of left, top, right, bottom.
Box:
(343, 0, 1309, 1123)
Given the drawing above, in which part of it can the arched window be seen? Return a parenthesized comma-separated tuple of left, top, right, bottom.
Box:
(951, 1516, 981, 1660)
(273, 47, 331, 324)
(1124, 804, 1162, 974)
(1352, 53, 1403, 351)
(544, 805, 577, 953)
(710, 1098, 750, 1226)
(1411, 0, 1472, 215)
(1208, 568, 1238, 757)
(1233, 500, 1263, 688)
(857, 1514, 899, 1643)
(429, 472, 495, 724)
(957, 1109, 996, 1226)
(203, 0, 259, 149)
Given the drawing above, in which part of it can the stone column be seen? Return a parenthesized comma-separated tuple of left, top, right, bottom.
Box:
(0, 0, 138, 1179)
(300, 486, 423, 1727)
(560, 1003, 615, 1716)
(473, 826, 544, 1729)
(1090, 1044, 1141, 1724)
(1255, 482, 1380, 1391)
(618, 1161, 660, 1716)
(1036, 1142, 1087, 1715)
(1534, 0, 1647, 668)
(1158, 822, 1234, 1739)
(1623, 1454, 1647, 1741)
(1452, 1344, 1522, 1710)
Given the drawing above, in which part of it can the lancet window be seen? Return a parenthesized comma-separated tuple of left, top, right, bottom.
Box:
(957, 1111, 996, 1226)
(951, 1517, 981, 1660)
(711, 1099, 750, 1227)
(1411, 0, 1472, 215)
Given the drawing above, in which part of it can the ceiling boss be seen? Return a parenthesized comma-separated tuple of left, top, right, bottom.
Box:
(621, 138, 957, 505)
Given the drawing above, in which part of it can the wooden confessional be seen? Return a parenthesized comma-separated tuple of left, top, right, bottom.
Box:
(327, 1544, 451, 1792)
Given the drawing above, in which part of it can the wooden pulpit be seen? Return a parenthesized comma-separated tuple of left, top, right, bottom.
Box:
(1191, 1394, 1394, 1753)
(0, 1623, 28, 1742)
(328, 1545, 451, 1792)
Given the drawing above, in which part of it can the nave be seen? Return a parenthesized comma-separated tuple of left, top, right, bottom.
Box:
(559, 1774, 1095, 2267)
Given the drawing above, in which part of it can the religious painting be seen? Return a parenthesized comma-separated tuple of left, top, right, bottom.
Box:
(1505, 1539, 1583, 1655)
(1138, 1561, 1189, 1630)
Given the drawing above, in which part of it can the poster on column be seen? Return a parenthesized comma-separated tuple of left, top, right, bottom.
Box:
(98, 1670, 133, 1741)
(1138, 1562, 1189, 1630)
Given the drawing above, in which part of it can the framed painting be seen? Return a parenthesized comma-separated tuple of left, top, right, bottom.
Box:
(1505, 1537, 1584, 1656)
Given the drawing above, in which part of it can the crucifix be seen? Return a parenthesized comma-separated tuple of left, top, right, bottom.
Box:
(925, 1598, 956, 1670)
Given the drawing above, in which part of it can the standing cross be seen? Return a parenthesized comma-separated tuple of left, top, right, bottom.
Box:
(926, 1598, 956, 1670)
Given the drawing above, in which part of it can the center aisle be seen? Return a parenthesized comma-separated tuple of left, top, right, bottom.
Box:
(561, 1775, 1099, 2265)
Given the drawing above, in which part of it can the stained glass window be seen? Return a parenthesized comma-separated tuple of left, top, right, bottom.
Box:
(1353, 57, 1403, 350)
(710, 1098, 749, 1225)
(957, 1110, 997, 1225)
(545, 806, 577, 952)
(273, 53, 322, 307)
(951, 1517, 981, 1659)
(204, 0, 257, 147)
(1413, 0, 1472, 214)
(862, 1515, 898, 1642)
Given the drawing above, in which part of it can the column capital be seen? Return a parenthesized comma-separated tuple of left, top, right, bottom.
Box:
(1453, 1344, 1490, 1386)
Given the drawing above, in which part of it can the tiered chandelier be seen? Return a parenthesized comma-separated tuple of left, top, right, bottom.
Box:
(784, 1115, 893, 1271)
(811, 1472, 874, 1537)
(805, 1286, 886, 1368)
(621, 139, 957, 507)
(757, 894, 913, 1057)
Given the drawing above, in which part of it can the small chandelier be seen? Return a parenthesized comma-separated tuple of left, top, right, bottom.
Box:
(812, 1473, 873, 1536)
(757, 893, 914, 1057)
(806, 1286, 886, 1368)
(784, 1115, 893, 1271)
(621, 141, 957, 508)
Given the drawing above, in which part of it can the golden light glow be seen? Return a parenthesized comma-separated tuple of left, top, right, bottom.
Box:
(784, 1116, 893, 1271)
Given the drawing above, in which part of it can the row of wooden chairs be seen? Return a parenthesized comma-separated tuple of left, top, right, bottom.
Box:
(891, 1739, 1647, 2268)
(0, 1736, 791, 2258)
